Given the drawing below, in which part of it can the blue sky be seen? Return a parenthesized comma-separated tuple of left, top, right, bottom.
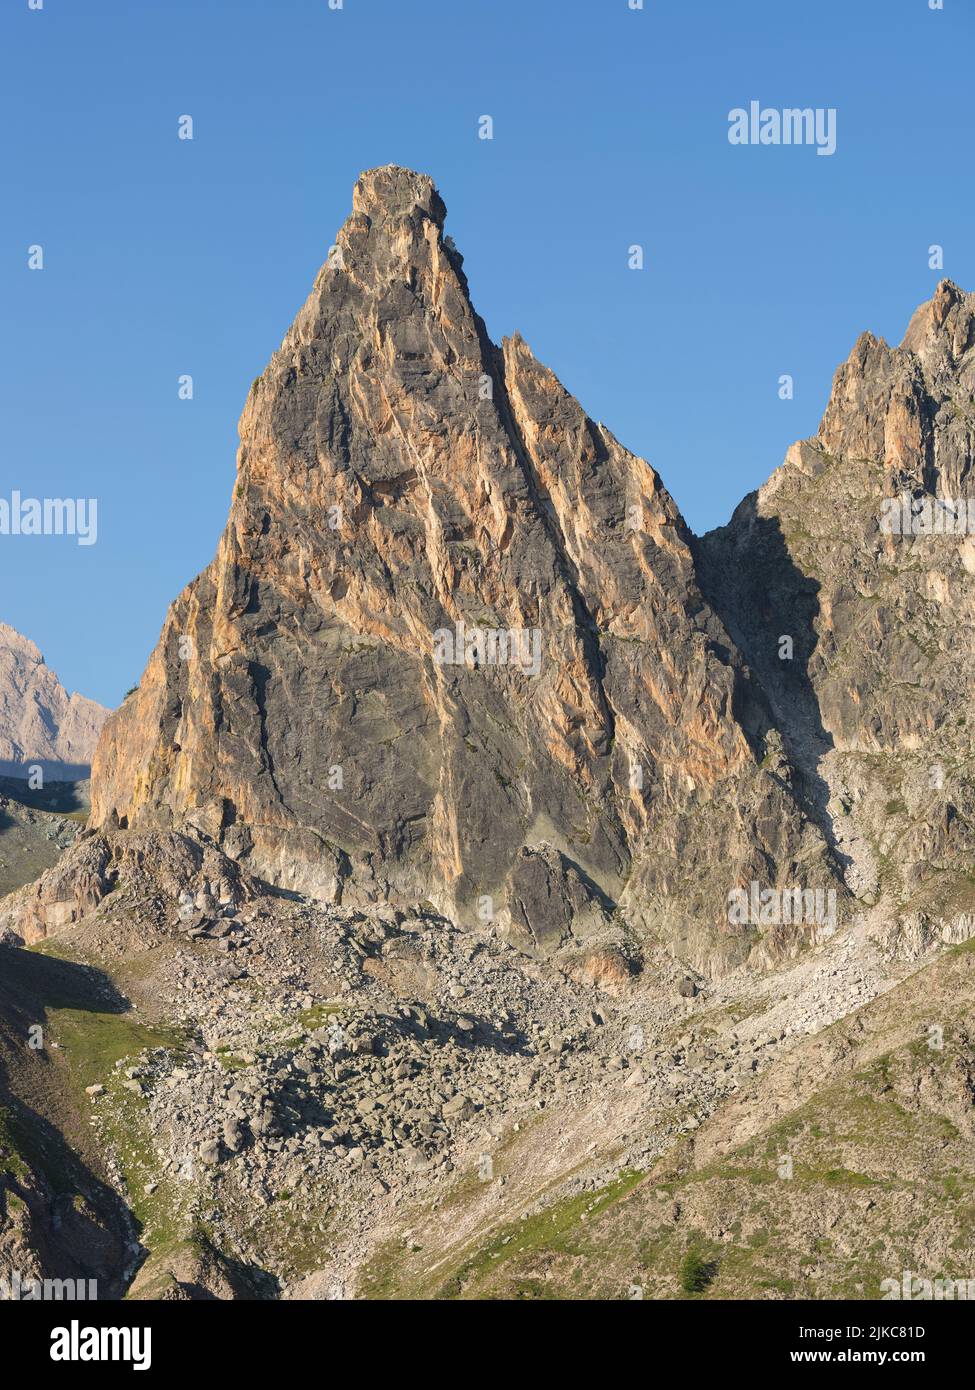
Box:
(1, 0, 971, 708)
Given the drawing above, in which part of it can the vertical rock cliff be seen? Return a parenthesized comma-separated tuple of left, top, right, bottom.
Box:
(88, 167, 836, 973)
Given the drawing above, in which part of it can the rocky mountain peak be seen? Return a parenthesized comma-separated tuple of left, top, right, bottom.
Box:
(0, 621, 110, 777)
(814, 278, 974, 485)
(700, 270, 975, 925)
(0, 621, 43, 664)
(351, 164, 447, 226)
(88, 167, 835, 976)
(74, 167, 975, 978)
(901, 277, 974, 358)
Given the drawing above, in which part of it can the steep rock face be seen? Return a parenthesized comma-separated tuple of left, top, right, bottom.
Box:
(699, 280, 975, 917)
(0, 624, 109, 778)
(89, 167, 834, 973)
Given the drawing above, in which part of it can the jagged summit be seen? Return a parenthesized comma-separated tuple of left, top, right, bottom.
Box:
(351, 164, 447, 226)
(901, 277, 973, 354)
(813, 278, 974, 478)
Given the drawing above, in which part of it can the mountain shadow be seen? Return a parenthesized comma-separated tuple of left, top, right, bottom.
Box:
(0, 945, 136, 1297)
(695, 497, 851, 877)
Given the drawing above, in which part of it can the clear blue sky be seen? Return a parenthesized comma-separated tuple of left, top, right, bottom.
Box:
(2, 0, 971, 707)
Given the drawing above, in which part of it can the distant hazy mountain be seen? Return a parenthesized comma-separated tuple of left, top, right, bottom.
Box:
(0, 621, 110, 778)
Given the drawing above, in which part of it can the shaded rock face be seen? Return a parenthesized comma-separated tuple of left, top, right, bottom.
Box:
(89, 166, 835, 974)
(699, 280, 975, 915)
(0, 623, 109, 779)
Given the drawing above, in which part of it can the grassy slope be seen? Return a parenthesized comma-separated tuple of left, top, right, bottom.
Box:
(361, 941, 975, 1300)
(0, 939, 190, 1292)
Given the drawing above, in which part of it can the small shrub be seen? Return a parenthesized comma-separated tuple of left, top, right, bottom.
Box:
(680, 1247, 718, 1295)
